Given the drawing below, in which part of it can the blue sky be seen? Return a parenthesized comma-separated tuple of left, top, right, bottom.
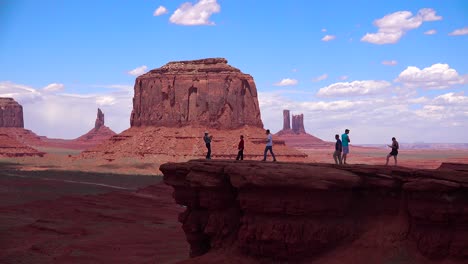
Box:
(0, 0, 467, 143)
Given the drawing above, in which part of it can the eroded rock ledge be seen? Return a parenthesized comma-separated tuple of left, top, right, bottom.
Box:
(161, 160, 468, 263)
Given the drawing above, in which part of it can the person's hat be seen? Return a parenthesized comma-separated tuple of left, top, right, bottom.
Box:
(204, 131, 208, 134)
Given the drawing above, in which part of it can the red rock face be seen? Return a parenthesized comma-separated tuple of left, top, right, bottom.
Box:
(0, 98, 24, 128)
(0, 133, 44, 157)
(130, 58, 263, 129)
(161, 160, 468, 263)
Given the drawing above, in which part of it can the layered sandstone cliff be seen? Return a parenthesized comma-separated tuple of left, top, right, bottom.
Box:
(162, 160, 468, 263)
(0, 98, 24, 128)
(0, 133, 44, 157)
(130, 58, 263, 129)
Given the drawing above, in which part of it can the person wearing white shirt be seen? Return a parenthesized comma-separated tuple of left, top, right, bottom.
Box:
(262, 129, 277, 162)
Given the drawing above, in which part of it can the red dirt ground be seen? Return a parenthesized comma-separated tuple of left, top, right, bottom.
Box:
(0, 165, 188, 264)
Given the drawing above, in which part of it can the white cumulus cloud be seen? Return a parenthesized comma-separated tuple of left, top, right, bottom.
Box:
(449, 27, 468, 36)
(153, 6, 168, 16)
(382, 60, 398, 66)
(313, 74, 328, 82)
(169, 0, 220, 26)
(317, 80, 392, 97)
(127, 65, 148, 76)
(395, 63, 467, 89)
(361, 8, 442, 44)
(274, 78, 298, 86)
(321, 35, 336, 41)
(424, 29, 437, 35)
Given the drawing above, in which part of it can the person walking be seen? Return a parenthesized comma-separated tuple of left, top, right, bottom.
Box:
(236, 135, 244, 160)
(204, 131, 213, 159)
(262, 129, 277, 162)
(386, 137, 399, 166)
(341, 129, 350, 164)
(333, 134, 342, 165)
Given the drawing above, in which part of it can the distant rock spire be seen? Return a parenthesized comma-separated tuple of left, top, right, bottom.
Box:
(283, 110, 291, 130)
(292, 114, 305, 134)
(94, 108, 105, 130)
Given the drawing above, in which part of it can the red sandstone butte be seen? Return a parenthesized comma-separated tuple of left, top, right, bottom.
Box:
(0, 97, 24, 128)
(130, 58, 263, 129)
(161, 160, 468, 264)
(81, 59, 307, 162)
(276, 109, 333, 149)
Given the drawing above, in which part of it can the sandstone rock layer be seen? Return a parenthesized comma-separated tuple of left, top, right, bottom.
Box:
(0, 133, 44, 157)
(81, 126, 307, 165)
(161, 160, 468, 263)
(0, 98, 24, 128)
(130, 58, 263, 129)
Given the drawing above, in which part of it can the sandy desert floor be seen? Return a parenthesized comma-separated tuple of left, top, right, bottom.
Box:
(0, 146, 467, 263)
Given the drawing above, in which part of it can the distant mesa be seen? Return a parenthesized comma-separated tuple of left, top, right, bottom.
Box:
(82, 58, 307, 162)
(0, 98, 24, 128)
(275, 109, 332, 149)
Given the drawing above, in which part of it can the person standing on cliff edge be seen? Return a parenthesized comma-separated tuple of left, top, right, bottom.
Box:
(262, 129, 277, 162)
(333, 134, 342, 165)
(341, 129, 350, 164)
(236, 135, 244, 160)
(385, 137, 399, 166)
(204, 131, 213, 159)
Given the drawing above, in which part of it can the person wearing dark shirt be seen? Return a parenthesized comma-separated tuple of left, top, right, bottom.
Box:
(204, 131, 213, 159)
(333, 134, 343, 165)
(385, 137, 399, 166)
(236, 135, 244, 160)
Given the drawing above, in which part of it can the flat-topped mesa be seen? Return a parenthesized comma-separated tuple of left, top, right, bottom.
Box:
(130, 58, 263, 129)
(0, 98, 24, 128)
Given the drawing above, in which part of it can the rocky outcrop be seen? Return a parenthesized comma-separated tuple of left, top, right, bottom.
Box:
(0, 133, 44, 157)
(130, 58, 263, 129)
(0, 98, 24, 128)
(161, 160, 468, 263)
(95, 108, 105, 130)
